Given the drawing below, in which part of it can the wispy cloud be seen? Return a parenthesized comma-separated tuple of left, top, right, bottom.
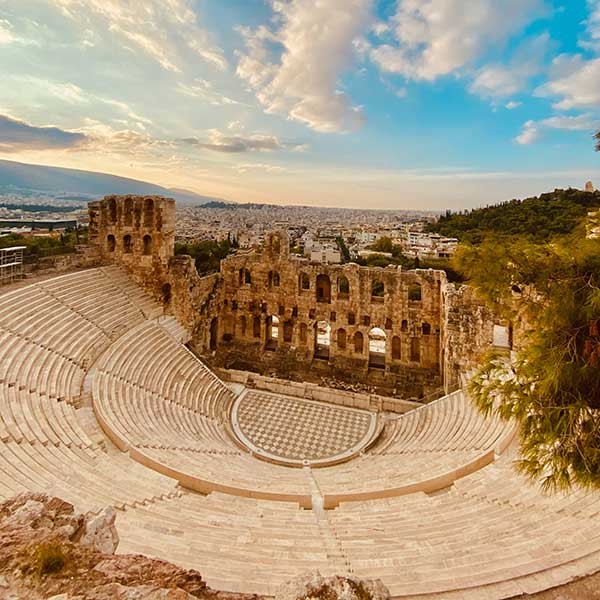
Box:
(51, 0, 226, 72)
(515, 114, 600, 145)
(181, 129, 304, 154)
(0, 114, 87, 152)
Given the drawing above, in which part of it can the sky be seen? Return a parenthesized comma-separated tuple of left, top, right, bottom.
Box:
(0, 0, 599, 210)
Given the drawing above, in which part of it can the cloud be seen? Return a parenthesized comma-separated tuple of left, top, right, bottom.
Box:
(536, 55, 600, 110)
(51, 0, 226, 72)
(235, 163, 287, 174)
(469, 33, 550, 99)
(505, 101, 522, 110)
(0, 114, 88, 153)
(0, 19, 15, 45)
(176, 80, 244, 107)
(182, 130, 284, 153)
(515, 113, 600, 145)
(370, 0, 545, 81)
(236, 0, 371, 133)
(581, 0, 600, 52)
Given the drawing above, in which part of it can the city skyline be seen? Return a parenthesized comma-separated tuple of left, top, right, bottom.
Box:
(1, 0, 599, 210)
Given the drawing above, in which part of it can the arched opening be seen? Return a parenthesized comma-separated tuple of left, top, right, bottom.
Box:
(143, 197, 154, 227)
(401, 319, 408, 332)
(353, 331, 364, 355)
(123, 234, 133, 254)
(316, 274, 331, 303)
(337, 276, 350, 299)
(368, 327, 386, 369)
(161, 283, 172, 305)
(239, 268, 252, 285)
(408, 283, 422, 301)
(422, 322, 431, 335)
(266, 315, 279, 351)
(337, 328, 347, 350)
(143, 234, 152, 255)
(253, 316, 261, 338)
(371, 280, 384, 302)
(410, 337, 421, 363)
(209, 317, 218, 351)
(283, 320, 293, 342)
(124, 197, 133, 226)
(392, 335, 401, 360)
(108, 198, 117, 223)
(314, 320, 331, 360)
(239, 315, 247, 337)
(299, 272, 310, 292)
(268, 270, 280, 288)
(299, 322, 308, 345)
(107, 234, 116, 253)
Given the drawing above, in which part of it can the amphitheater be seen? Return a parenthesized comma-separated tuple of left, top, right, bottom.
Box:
(0, 194, 599, 599)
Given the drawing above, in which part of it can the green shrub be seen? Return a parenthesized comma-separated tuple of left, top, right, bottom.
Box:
(33, 542, 68, 577)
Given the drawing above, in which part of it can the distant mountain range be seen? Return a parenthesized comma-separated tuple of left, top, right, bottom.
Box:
(0, 159, 230, 205)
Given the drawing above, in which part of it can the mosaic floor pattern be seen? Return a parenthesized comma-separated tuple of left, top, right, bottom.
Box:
(231, 390, 378, 467)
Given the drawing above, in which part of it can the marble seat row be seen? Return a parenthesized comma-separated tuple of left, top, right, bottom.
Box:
(0, 268, 180, 515)
(92, 318, 517, 508)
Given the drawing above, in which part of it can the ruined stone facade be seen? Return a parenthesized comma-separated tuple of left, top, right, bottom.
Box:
(87, 196, 502, 399)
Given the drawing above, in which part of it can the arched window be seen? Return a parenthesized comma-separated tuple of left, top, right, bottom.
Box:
(239, 315, 247, 337)
(143, 234, 152, 255)
(123, 234, 133, 254)
(268, 271, 280, 287)
(353, 331, 364, 354)
(392, 336, 401, 360)
(314, 320, 331, 360)
(368, 327, 386, 368)
(316, 274, 331, 303)
(253, 316, 261, 338)
(337, 328, 347, 350)
(266, 315, 279, 350)
(422, 322, 431, 335)
(338, 276, 350, 298)
(299, 272, 310, 291)
(107, 234, 116, 253)
(108, 198, 117, 223)
(143, 197, 154, 227)
(209, 317, 218, 351)
(410, 337, 421, 363)
(161, 283, 171, 305)
(124, 197, 133, 226)
(239, 268, 252, 285)
(371, 280, 384, 300)
(283, 320, 293, 343)
(299, 322, 308, 345)
(408, 283, 422, 301)
(401, 319, 408, 332)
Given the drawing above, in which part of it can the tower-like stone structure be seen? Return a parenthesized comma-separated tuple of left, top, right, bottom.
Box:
(88, 195, 175, 267)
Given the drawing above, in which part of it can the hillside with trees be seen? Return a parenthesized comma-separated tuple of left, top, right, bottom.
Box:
(428, 188, 600, 244)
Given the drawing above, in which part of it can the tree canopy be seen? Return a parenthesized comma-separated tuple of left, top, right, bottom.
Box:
(428, 188, 600, 244)
(454, 232, 600, 491)
(175, 238, 232, 275)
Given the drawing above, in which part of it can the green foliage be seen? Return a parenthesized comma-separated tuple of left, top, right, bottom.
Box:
(463, 233, 600, 491)
(0, 230, 82, 257)
(428, 188, 600, 244)
(596, 130, 600, 152)
(368, 236, 394, 253)
(32, 542, 68, 577)
(175, 238, 232, 275)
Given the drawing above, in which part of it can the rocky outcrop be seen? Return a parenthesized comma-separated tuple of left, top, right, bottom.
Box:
(0, 493, 259, 600)
(276, 572, 390, 600)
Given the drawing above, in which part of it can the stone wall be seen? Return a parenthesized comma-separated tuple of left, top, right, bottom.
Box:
(211, 231, 446, 397)
(86, 198, 502, 399)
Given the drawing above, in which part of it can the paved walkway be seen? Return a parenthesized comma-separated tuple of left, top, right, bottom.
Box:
(231, 390, 378, 467)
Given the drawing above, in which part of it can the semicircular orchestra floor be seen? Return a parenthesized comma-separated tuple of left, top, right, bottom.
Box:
(230, 390, 379, 467)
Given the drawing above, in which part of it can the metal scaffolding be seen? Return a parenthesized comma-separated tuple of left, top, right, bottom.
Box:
(0, 246, 26, 287)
